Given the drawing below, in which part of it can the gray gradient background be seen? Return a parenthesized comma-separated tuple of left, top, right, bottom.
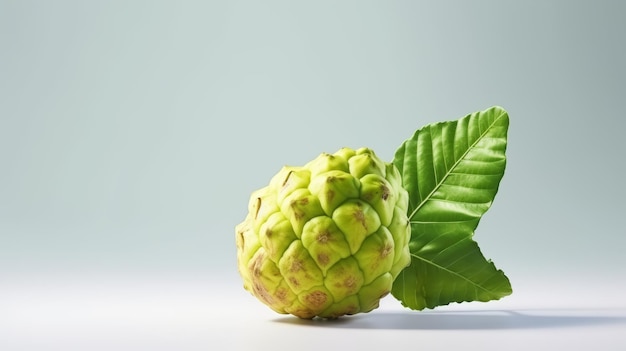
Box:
(1, 0, 625, 341)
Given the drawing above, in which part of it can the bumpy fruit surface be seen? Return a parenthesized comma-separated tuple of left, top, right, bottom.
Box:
(235, 147, 411, 319)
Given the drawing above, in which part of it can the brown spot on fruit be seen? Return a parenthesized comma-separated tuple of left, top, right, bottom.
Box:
(292, 309, 315, 319)
(275, 287, 288, 302)
(345, 305, 359, 315)
(380, 244, 392, 258)
(344, 276, 356, 289)
(381, 184, 390, 200)
(353, 208, 367, 229)
(254, 197, 261, 219)
(252, 253, 264, 277)
(282, 170, 293, 187)
(288, 276, 300, 288)
(252, 279, 273, 305)
(290, 259, 303, 272)
(290, 198, 309, 220)
(326, 189, 335, 203)
(237, 231, 245, 248)
(304, 290, 328, 308)
(317, 253, 329, 266)
(317, 230, 329, 243)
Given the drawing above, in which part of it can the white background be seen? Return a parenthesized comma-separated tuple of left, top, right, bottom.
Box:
(1, 1, 625, 349)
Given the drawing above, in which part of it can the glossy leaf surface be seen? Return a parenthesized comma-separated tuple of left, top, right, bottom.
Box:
(391, 106, 512, 310)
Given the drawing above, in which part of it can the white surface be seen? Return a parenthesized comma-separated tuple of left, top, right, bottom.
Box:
(2, 273, 625, 351)
(2, 2, 626, 350)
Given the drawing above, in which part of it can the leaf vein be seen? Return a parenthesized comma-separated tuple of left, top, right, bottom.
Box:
(407, 112, 507, 221)
(410, 253, 501, 296)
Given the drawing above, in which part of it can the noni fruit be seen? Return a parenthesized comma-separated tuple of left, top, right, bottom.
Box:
(236, 147, 411, 319)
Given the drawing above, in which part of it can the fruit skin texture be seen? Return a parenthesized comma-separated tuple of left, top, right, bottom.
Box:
(235, 147, 411, 319)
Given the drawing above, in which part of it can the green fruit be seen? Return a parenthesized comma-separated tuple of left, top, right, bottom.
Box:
(235, 147, 411, 319)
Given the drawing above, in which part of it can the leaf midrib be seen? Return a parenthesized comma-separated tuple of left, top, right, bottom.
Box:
(410, 253, 500, 296)
(407, 110, 507, 222)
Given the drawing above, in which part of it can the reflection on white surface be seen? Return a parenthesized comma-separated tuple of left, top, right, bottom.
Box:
(2, 273, 625, 351)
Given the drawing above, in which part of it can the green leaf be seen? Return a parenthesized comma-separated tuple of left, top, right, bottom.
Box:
(391, 106, 512, 310)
